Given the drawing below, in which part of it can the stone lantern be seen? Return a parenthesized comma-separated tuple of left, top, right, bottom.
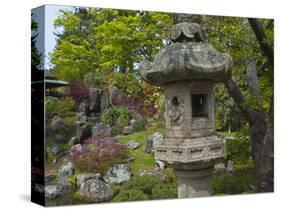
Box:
(139, 16, 233, 198)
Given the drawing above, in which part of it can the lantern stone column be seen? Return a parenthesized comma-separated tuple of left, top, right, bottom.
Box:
(139, 15, 233, 198)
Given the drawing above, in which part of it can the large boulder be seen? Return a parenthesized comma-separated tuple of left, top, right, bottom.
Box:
(75, 121, 92, 143)
(122, 126, 133, 135)
(57, 162, 74, 187)
(45, 185, 62, 199)
(50, 146, 60, 155)
(78, 101, 88, 113)
(51, 116, 64, 131)
(92, 123, 112, 139)
(68, 136, 79, 146)
(226, 160, 235, 174)
(127, 140, 140, 150)
(108, 85, 122, 106)
(103, 164, 132, 184)
(138, 167, 168, 181)
(76, 173, 102, 188)
(88, 88, 103, 114)
(78, 179, 114, 202)
(144, 132, 164, 153)
(214, 163, 226, 174)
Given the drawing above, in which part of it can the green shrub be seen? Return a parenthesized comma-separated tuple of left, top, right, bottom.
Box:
(113, 175, 177, 202)
(108, 72, 143, 97)
(83, 72, 107, 88)
(226, 137, 251, 165)
(151, 182, 177, 199)
(213, 169, 255, 195)
(45, 96, 76, 119)
(112, 189, 149, 202)
(101, 106, 131, 127)
(132, 119, 147, 132)
(122, 175, 162, 195)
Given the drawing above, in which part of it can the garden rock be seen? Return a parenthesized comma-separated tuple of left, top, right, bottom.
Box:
(131, 110, 144, 122)
(76, 121, 92, 143)
(123, 157, 136, 163)
(88, 88, 102, 113)
(57, 162, 74, 187)
(78, 179, 114, 202)
(104, 164, 132, 184)
(76, 173, 102, 188)
(45, 185, 62, 199)
(92, 123, 112, 138)
(127, 140, 140, 150)
(138, 167, 168, 181)
(68, 136, 79, 146)
(78, 101, 88, 113)
(144, 132, 164, 153)
(53, 133, 65, 144)
(226, 160, 235, 173)
(155, 160, 165, 169)
(50, 146, 60, 155)
(100, 94, 109, 112)
(77, 112, 88, 122)
(51, 116, 64, 131)
(214, 163, 226, 174)
(123, 126, 133, 135)
(108, 85, 122, 106)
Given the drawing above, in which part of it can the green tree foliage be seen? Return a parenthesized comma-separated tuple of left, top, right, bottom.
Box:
(31, 14, 43, 81)
(202, 16, 273, 132)
(51, 8, 172, 81)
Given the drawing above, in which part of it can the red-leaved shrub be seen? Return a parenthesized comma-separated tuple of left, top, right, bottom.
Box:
(68, 80, 90, 105)
(69, 137, 128, 174)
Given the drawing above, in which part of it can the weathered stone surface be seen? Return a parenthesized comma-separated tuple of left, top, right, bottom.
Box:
(75, 121, 92, 143)
(77, 112, 88, 122)
(50, 146, 60, 155)
(226, 160, 235, 174)
(214, 162, 226, 174)
(57, 162, 74, 187)
(138, 167, 168, 181)
(68, 136, 79, 146)
(92, 123, 112, 138)
(174, 168, 214, 198)
(155, 160, 165, 169)
(171, 22, 208, 42)
(78, 179, 114, 202)
(88, 88, 103, 113)
(104, 164, 132, 184)
(51, 116, 64, 131)
(53, 134, 65, 144)
(122, 157, 136, 163)
(76, 173, 102, 188)
(144, 132, 164, 153)
(108, 85, 122, 106)
(122, 126, 133, 135)
(78, 101, 88, 113)
(45, 185, 62, 199)
(140, 42, 232, 86)
(127, 140, 140, 150)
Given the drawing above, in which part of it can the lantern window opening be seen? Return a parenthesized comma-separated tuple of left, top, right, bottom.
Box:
(191, 93, 209, 118)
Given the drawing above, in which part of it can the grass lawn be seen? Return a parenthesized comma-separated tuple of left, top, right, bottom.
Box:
(115, 131, 156, 175)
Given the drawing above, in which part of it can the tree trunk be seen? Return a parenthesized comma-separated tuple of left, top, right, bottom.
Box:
(224, 78, 273, 193)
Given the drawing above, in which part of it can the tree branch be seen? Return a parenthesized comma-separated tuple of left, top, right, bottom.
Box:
(248, 18, 274, 67)
(224, 78, 254, 124)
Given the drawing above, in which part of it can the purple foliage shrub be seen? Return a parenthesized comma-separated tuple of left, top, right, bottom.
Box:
(68, 80, 90, 105)
(69, 137, 128, 174)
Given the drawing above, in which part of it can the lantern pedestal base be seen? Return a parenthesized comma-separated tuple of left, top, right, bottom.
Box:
(174, 167, 214, 198)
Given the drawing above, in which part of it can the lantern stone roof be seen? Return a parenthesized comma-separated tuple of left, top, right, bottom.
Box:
(139, 22, 233, 86)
